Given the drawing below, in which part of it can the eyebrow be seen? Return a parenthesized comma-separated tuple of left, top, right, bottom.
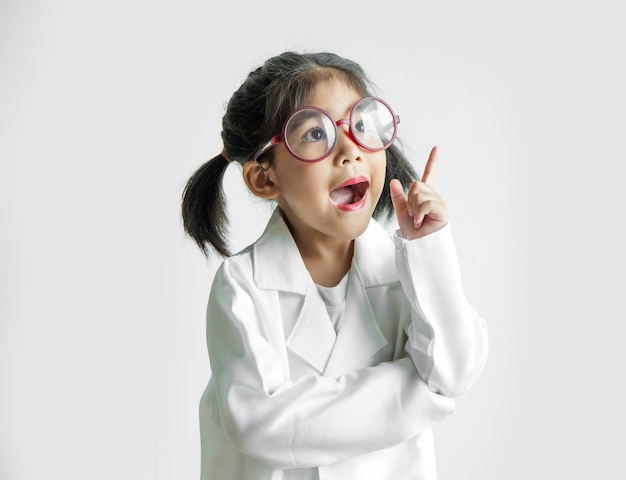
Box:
(287, 110, 322, 132)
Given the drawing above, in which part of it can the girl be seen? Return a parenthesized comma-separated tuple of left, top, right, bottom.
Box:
(182, 51, 488, 480)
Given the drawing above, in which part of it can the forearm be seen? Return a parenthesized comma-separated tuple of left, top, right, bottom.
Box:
(210, 357, 454, 468)
(395, 224, 489, 397)
(207, 266, 455, 468)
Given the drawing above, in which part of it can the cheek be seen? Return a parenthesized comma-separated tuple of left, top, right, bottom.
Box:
(371, 156, 387, 195)
(272, 164, 320, 203)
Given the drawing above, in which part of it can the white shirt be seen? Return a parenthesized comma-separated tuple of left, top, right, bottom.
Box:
(199, 208, 488, 480)
(316, 270, 349, 333)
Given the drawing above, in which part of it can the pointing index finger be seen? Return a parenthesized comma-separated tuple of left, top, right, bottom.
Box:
(421, 146, 439, 186)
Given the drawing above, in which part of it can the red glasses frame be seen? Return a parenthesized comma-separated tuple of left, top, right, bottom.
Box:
(253, 96, 400, 163)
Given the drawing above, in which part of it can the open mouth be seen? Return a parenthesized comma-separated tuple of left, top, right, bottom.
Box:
(330, 177, 369, 211)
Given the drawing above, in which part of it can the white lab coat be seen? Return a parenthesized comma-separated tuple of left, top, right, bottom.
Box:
(199, 208, 488, 480)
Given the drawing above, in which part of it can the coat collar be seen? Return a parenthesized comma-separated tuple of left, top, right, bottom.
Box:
(284, 262, 389, 377)
(252, 208, 399, 294)
(251, 208, 394, 377)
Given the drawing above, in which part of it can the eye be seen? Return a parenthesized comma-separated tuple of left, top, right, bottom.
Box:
(303, 127, 327, 142)
(354, 119, 365, 134)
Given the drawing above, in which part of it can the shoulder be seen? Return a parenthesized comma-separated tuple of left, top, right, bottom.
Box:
(214, 207, 283, 287)
(213, 208, 309, 294)
(211, 245, 255, 298)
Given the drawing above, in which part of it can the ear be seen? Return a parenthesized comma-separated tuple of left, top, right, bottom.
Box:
(242, 161, 281, 199)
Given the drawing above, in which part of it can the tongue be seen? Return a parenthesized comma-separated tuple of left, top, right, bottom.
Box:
(330, 186, 355, 205)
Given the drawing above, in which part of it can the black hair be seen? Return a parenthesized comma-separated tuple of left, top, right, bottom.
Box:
(181, 51, 419, 256)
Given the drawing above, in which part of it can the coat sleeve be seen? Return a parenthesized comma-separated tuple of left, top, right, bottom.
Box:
(394, 224, 489, 397)
(205, 260, 455, 470)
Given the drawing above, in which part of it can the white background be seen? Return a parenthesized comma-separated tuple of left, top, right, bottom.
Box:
(1, 1, 625, 479)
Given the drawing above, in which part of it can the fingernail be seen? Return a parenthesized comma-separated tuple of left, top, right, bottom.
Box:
(407, 207, 414, 217)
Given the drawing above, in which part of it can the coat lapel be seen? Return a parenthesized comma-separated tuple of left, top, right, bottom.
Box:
(323, 263, 388, 378)
(251, 209, 397, 378)
(285, 286, 337, 374)
(323, 219, 398, 377)
(253, 209, 336, 374)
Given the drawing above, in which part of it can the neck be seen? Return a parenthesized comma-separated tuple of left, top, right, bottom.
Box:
(277, 208, 355, 287)
(298, 239, 353, 287)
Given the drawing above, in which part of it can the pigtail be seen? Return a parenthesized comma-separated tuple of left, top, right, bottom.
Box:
(181, 153, 231, 257)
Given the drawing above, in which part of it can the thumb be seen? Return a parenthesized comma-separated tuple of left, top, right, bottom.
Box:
(389, 179, 408, 217)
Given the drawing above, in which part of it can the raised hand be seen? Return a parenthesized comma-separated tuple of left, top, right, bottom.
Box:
(389, 146, 449, 240)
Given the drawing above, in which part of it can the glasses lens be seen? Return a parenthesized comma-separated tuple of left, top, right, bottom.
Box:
(284, 108, 337, 161)
(351, 98, 396, 150)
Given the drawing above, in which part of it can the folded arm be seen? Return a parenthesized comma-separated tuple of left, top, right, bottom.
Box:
(205, 262, 455, 469)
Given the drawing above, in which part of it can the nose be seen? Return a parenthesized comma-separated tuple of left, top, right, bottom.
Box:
(334, 119, 362, 164)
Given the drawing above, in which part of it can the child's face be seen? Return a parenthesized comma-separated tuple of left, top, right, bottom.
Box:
(267, 79, 387, 250)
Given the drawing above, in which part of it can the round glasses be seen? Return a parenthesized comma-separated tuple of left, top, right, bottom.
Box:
(254, 97, 400, 163)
